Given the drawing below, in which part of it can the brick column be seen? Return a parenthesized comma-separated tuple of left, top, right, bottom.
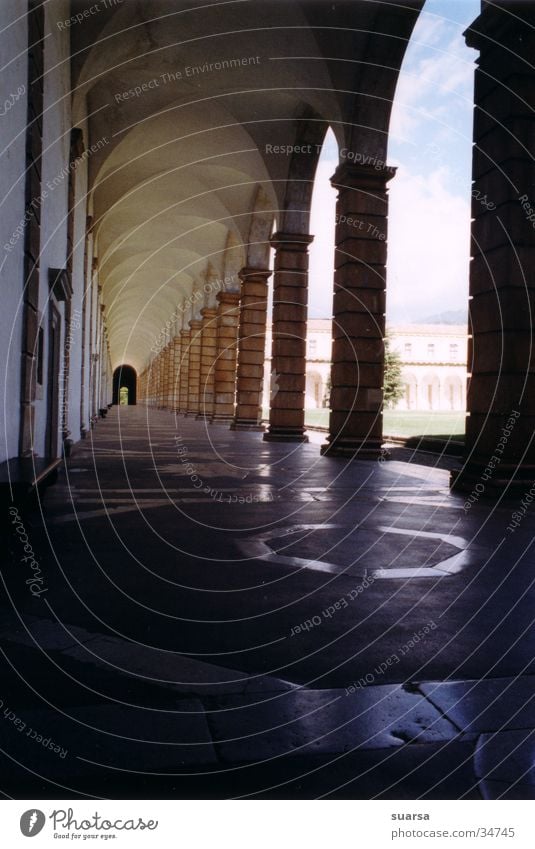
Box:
(197, 307, 218, 419)
(178, 329, 190, 413)
(171, 335, 181, 411)
(232, 267, 271, 430)
(321, 163, 395, 457)
(158, 351, 165, 408)
(452, 4, 535, 491)
(211, 291, 240, 422)
(154, 351, 162, 407)
(186, 319, 203, 415)
(264, 232, 312, 443)
(162, 342, 172, 409)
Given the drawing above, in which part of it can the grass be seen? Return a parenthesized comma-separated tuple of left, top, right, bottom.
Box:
(263, 408, 466, 438)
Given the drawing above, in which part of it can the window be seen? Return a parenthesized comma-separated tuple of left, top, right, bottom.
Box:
(450, 343, 459, 361)
(427, 343, 435, 359)
(404, 342, 412, 357)
(308, 339, 317, 357)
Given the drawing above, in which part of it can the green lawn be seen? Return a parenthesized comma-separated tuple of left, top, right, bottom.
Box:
(382, 410, 465, 438)
(263, 408, 466, 438)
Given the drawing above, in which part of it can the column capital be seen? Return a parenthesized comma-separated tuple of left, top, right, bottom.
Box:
(201, 306, 218, 319)
(189, 318, 203, 330)
(331, 162, 397, 190)
(216, 291, 240, 306)
(238, 266, 272, 283)
(270, 232, 314, 252)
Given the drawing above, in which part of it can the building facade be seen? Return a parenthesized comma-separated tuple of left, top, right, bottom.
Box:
(389, 325, 467, 412)
(263, 322, 468, 413)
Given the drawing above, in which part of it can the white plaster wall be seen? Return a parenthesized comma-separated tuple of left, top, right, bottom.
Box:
(67, 147, 89, 441)
(0, 4, 28, 462)
(33, 0, 72, 458)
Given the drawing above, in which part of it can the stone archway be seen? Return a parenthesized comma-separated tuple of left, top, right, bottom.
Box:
(112, 365, 137, 406)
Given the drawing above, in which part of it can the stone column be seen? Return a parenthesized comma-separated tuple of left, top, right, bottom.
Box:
(264, 232, 313, 442)
(162, 342, 171, 409)
(452, 3, 535, 491)
(171, 335, 181, 411)
(321, 163, 395, 457)
(186, 319, 203, 415)
(197, 307, 218, 419)
(178, 329, 190, 413)
(157, 351, 165, 408)
(211, 291, 240, 422)
(232, 267, 271, 430)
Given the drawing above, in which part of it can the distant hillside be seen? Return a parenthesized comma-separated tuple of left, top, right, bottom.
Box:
(417, 310, 468, 325)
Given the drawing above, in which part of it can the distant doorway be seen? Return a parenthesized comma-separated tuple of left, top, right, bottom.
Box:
(112, 365, 137, 405)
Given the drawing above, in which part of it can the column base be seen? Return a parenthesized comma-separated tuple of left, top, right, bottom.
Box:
(450, 463, 535, 493)
(231, 420, 265, 432)
(263, 428, 308, 443)
(321, 438, 387, 459)
(210, 414, 235, 425)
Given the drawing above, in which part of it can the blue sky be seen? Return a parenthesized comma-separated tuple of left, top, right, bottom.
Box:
(308, 0, 480, 323)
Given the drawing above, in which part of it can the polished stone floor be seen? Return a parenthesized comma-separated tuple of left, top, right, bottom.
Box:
(1, 406, 534, 799)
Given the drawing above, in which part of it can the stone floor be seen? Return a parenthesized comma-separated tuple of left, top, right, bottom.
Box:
(1, 406, 534, 799)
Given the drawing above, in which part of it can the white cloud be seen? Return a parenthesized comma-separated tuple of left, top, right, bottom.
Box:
(387, 165, 470, 322)
(308, 153, 338, 318)
(389, 13, 476, 146)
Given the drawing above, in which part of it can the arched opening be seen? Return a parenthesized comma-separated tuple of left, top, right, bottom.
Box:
(401, 372, 418, 411)
(112, 364, 137, 405)
(443, 375, 464, 411)
(306, 126, 338, 429)
(385, 0, 478, 440)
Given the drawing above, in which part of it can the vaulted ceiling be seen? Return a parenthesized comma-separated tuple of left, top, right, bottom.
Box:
(70, 0, 423, 371)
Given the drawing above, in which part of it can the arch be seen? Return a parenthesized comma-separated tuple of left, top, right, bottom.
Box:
(421, 372, 440, 411)
(112, 364, 137, 405)
(442, 374, 464, 411)
(246, 186, 275, 269)
(279, 110, 330, 235)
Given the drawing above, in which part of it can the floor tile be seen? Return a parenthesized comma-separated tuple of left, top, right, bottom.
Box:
(420, 677, 535, 733)
(209, 685, 459, 762)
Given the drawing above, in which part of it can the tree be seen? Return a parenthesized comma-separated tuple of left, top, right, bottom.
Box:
(383, 336, 404, 409)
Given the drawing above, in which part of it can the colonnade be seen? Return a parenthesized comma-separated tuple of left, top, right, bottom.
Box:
(137, 3, 535, 491)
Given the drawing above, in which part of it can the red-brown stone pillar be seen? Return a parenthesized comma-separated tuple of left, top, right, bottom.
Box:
(178, 329, 190, 413)
(197, 307, 218, 419)
(157, 351, 164, 408)
(171, 335, 181, 411)
(162, 341, 172, 409)
(264, 233, 313, 443)
(186, 319, 203, 415)
(232, 267, 271, 430)
(321, 163, 395, 457)
(211, 291, 240, 423)
(452, 4, 535, 491)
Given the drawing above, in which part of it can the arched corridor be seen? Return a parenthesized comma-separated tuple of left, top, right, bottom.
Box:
(1, 0, 535, 803)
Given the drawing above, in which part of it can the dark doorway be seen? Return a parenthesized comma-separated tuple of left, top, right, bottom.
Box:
(112, 365, 137, 405)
